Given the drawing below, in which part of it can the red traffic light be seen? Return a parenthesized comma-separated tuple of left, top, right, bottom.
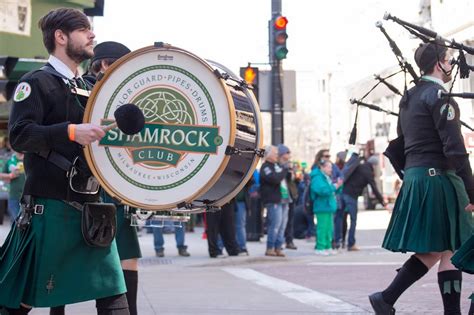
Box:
(274, 16, 288, 30)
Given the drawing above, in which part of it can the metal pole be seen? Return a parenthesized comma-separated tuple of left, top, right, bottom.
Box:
(270, 0, 284, 145)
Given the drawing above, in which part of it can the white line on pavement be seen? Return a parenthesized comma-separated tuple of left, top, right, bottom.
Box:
(307, 262, 402, 266)
(223, 267, 366, 313)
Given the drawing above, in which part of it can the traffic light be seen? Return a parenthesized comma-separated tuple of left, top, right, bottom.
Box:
(272, 15, 288, 60)
(0, 57, 45, 103)
(240, 65, 259, 100)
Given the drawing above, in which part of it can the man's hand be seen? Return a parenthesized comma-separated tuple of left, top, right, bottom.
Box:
(73, 123, 106, 146)
(464, 204, 474, 212)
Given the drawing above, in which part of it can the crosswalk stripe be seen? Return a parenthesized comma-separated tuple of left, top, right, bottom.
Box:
(307, 262, 402, 266)
(223, 267, 366, 313)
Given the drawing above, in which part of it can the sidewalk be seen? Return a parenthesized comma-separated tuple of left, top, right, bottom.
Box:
(0, 209, 396, 268)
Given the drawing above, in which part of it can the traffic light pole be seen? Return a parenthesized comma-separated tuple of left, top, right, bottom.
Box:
(270, 0, 284, 145)
(271, 60, 284, 145)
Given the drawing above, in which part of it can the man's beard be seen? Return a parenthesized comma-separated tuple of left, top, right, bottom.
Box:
(66, 40, 93, 64)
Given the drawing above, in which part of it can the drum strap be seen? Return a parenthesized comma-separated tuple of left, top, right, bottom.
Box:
(37, 150, 72, 172)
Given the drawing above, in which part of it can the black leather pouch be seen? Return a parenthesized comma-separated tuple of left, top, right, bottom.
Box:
(383, 136, 406, 180)
(81, 202, 117, 247)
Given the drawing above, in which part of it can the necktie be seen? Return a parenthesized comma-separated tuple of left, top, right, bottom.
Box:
(74, 77, 87, 90)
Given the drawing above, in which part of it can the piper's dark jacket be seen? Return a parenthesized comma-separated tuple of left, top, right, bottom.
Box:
(398, 79, 474, 202)
(8, 65, 99, 203)
(259, 161, 288, 205)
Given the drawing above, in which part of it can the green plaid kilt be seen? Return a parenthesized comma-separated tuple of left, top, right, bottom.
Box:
(0, 198, 126, 308)
(383, 167, 473, 253)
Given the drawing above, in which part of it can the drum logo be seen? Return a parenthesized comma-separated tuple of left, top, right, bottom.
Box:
(100, 87, 223, 166)
(97, 65, 227, 190)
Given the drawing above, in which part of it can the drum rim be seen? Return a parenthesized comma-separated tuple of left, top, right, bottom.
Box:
(83, 44, 236, 210)
(212, 86, 264, 207)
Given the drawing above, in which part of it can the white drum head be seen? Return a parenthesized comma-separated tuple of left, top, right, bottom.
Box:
(84, 45, 235, 210)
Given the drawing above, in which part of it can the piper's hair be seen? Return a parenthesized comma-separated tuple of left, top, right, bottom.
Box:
(38, 8, 90, 53)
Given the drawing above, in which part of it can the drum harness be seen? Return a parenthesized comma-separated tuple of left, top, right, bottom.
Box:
(17, 66, 116, 247)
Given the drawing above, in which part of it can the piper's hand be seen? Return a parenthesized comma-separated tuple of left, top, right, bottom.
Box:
(465, 203, 474, 212)
(74, 123, 106, 145)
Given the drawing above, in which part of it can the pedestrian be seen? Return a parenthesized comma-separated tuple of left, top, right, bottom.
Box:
(0, 8, 128, 314)
(310, 160, 342, 255)
(153, 221, 190, 257)
(205, 199, 241, 258)
(337, 153, 386, 251)
(234, 178, 253, 255)
(279, 144, 298, 250)
(369, 41, 474, 314)
(1, 151, 25, 220)
(259, 145, 289, 257)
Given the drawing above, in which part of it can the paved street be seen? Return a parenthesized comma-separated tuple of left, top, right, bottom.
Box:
(1, 209, 472, 314)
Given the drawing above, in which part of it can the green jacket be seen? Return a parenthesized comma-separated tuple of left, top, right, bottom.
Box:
(310, 167, 339, 213)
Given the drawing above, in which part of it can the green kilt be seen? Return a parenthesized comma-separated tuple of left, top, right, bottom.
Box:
(451, 234, 474, 274)
(0, 198, 126, 308)
(383, 167, 473, 253)
(115, 206, 142, 261)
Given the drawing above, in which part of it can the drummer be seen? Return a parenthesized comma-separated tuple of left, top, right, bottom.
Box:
(51, 42, 141, 315)
(90, 41, 142, 315)
(0, 8, 128, 314)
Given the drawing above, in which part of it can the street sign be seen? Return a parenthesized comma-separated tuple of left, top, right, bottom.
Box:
(257, 70, 296, 112)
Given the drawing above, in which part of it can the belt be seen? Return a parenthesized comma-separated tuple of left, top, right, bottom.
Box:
(426, 168, 445, 177)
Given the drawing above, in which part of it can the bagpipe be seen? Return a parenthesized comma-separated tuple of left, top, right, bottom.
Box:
(349, 13, 474, 179)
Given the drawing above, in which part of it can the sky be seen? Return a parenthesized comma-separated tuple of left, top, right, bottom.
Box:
(92, 0, 429, 159)
(93, 0, 421, 84)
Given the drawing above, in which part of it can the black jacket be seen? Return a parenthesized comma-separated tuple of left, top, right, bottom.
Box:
(342, 162, 384, 205)
(9, 66, 99, 203)
(259, 161, 288, 205)
(398, 79, 474, 202)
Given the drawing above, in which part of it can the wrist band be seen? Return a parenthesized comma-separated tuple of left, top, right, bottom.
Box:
(68, 124, 76, 142)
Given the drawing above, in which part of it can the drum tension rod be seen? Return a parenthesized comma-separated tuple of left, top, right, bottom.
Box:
(225, 146, 265, 157)
(212, 69, 253, 91)
(176, 201, 220, 212)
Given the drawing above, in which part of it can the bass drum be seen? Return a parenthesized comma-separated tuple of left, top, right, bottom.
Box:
(84, 43, 263, 211)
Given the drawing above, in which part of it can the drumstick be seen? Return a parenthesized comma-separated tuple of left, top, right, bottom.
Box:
(101, 103, 145, 135)
(102, 122, 117, 132)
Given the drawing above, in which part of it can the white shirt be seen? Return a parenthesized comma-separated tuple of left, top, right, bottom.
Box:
(421, 75, 445, 87)
(48, 55, 77, 82)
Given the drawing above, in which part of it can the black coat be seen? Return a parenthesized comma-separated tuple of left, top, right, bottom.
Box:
(259, 161, 288, 205)
(342, 162, 384, 205)
(9, 66, 98, 202)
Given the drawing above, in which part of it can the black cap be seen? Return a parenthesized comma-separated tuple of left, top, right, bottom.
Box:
(414, 41, 447, 75)
(92, 41, 131, 64)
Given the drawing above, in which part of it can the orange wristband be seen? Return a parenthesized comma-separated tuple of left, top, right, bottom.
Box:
(68, 124, 76, 142)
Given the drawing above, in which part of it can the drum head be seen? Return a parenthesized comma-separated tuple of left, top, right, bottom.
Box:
(84, 45, 235, 210)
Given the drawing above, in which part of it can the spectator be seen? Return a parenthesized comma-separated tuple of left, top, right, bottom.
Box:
(235, 178, 253, 255)
(206, 199, 241, 258)
(260, 145, 289, 257)
(1, 151, 25, 220)
(279, 144, 298, 250)
(310, 160, 343, 255)
(247, 169, 263, 241)
(153, 222, 190, 257)
(337, 153, 387, 251)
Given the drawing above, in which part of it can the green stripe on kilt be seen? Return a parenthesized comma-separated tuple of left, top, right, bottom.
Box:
(0, 198, 126, 308)
(383, 167, 473, 253)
